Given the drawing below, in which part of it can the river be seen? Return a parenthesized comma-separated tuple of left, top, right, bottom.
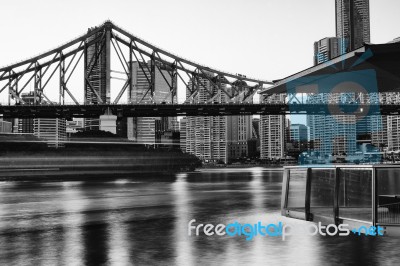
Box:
(0, 168, 398, 265)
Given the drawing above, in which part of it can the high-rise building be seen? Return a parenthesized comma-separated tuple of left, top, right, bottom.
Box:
(248, 118, 261, 158)
(314, 1, 370, 64)
(290, 124, 308, 142)
(371, 115, 387, 150)
(260, 116, 286, 159)
(306, 0, 371, 158)
(127, 61, 177, 144)
(84, 27, 111, 130)
(252, 118, 260, 139)
(307, 94, 357, 156)
(336, 0, 370, 52)
(185, 73, 228, 163)
(260, 94, 286, 160)
(314, 37, 345, 65)
(286, 122, 308, 157)
(227, 115, 252, 159)
(382, 92, 400, 152)
(179, 118, 187, 152)
(33, 118, 67, 148)
(224, 83, 254, 160)
(388, 116, 400, 152)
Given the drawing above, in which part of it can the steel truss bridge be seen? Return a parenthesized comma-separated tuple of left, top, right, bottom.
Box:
(0, 21, 273, 118)
(1, 21, 400, 118)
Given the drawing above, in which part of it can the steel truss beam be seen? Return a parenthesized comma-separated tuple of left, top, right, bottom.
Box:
(111, 27, 269, 103)
(0, 21, 273, 109)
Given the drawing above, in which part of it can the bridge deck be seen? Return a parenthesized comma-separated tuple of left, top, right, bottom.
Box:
(0, 104, 400, 118)
(0, 103, 398, 118)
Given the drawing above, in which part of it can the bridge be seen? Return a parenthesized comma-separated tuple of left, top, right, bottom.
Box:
(0, 21, 271, 115)
(1, 21, 400, 118)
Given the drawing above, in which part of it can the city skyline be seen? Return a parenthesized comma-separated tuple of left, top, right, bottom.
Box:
(0, 1, 399, 161)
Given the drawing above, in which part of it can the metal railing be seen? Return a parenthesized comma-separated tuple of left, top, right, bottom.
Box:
(378, 203, 400, 224)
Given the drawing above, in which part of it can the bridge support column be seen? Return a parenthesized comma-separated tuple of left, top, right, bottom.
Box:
(150, 52, 156, 102)
(105, 24, 111, 104)
(34, 63, 42, 105)
(59, 54, 65, 105)
(8, 71, 12, 106)
(129, 41, 133, 103)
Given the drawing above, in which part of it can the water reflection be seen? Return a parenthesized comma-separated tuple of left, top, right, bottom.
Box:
(60, 182, 85, 265)
(173, 173, 194, 266)
(0, 168, 399, 265)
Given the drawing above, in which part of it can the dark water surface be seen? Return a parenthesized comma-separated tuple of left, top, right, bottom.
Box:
(0, 168, 399, 265)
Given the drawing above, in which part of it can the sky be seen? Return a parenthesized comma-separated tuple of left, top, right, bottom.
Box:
(0, 0, 399, 120)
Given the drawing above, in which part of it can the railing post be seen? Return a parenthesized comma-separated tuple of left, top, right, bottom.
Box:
(333, 167, 341, 225)
(281, 168, 289, 216)
(305, 167, 312, 221)
(372, 167, 377, 226)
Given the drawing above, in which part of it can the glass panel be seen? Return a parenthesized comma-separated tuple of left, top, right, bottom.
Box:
(339, 169, 372, 221)
(377, 168, 400, 224)
(310, 169, 335, 217)
(286, 169, 307, 211)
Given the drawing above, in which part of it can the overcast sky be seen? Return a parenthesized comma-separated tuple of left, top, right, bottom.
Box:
(0, 0, 399, 111)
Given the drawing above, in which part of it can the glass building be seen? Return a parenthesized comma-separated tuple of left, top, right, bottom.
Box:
(336, 0, 370, 52)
